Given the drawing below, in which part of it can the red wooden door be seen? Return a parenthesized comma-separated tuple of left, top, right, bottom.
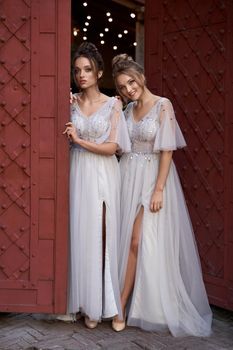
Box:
(145, 0, 233, 310)
(0, 0, 70, 313)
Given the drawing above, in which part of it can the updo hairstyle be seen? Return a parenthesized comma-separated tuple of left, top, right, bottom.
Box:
(72, 42, 104, 86)
(112, 54, 145, 94)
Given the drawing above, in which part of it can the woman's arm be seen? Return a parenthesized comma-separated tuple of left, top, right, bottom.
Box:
(150, 151, 173, 212)
(63, 122, 118, 156)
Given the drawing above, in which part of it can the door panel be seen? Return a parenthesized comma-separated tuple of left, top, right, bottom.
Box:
(0, 0, 70, 313)
(145, 0, 233, 310)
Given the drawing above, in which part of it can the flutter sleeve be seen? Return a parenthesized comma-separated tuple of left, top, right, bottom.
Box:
(106, 98, 131, 153)
(153, 98, 186, 152)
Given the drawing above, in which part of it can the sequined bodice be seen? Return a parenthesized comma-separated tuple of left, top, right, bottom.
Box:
(70, 97, 115, 143)
(125, 100, 162, 153)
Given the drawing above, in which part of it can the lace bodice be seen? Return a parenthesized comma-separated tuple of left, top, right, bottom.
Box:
(71, 97, 116, 143)
(70, 96, 131, 153)
(124, 97, 186, 154)
(125, 99, 162, 153)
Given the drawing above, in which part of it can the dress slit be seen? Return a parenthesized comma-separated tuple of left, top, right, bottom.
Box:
(102, 202, 106, 270)
(102, 200, 118, 318)
(122, 205, 144, 308)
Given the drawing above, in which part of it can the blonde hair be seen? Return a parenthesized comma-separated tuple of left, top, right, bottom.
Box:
(112, 54, 145, 95)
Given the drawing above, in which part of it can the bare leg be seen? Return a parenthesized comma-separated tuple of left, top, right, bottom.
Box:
(114, 206, 144, 323)
(121, 206, 144, 315)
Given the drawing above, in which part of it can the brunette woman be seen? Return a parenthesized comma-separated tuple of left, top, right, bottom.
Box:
(63, 43, 130, 329)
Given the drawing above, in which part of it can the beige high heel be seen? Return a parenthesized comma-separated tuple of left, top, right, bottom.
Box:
(84, 316, 98, 329)
(56, 314, 76, 322)
(112, 313, 126, 332)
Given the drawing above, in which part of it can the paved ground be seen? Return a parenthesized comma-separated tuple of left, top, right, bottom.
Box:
(0, 306, 232, 350)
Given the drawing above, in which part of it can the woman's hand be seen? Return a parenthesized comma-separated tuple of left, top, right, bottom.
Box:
(150, 189, 163, 213)
(63, 122, 79, 143)
(70, 91, 77, 104)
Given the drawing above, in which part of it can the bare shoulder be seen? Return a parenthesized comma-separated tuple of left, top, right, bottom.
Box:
(152, 94, 162, 100)
(100, 93, 111, 103)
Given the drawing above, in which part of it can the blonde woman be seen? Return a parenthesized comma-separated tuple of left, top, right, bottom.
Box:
(111, 54, 212, 337)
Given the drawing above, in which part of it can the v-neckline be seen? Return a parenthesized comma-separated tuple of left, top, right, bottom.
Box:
(131, 97, 163, 124)
(75, 95, 112, 119)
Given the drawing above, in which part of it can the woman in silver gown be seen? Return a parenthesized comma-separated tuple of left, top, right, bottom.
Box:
(111, 54, 212, 337)
(63, 43, 130, 329)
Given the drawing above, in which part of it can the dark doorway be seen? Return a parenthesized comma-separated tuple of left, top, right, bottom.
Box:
(71, 0, 145, 95)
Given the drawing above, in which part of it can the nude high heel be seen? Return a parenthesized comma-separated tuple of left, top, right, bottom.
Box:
(84, 316, 98, 329)
(112, 313, 126, 332)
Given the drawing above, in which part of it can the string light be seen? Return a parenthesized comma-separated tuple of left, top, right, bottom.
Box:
(73, 28, 78, 36)
(74, 5, 136, 51)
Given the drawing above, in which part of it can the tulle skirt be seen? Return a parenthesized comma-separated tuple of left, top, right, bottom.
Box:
(68, 149, 122, 321)
(119, 152, 212, 336)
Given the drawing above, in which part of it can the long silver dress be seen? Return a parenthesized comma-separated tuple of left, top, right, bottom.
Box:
(119, 97, 212, 336)
(68, 96, 130, 321)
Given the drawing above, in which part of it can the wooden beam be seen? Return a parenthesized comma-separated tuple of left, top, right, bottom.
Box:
(112, 0, 145, 9)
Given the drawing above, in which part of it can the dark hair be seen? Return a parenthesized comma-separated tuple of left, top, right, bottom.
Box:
(72, 42, 104, 86)
(112, 54, 145, 95)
